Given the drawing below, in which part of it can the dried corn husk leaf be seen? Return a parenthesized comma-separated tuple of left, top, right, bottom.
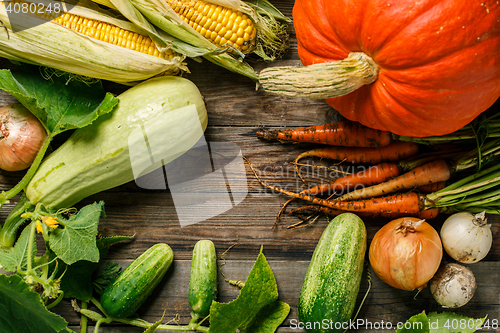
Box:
(92, 0, 289, 80)
(0, 0, 187, 84)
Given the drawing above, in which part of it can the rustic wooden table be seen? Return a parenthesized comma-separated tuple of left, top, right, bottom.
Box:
(1, 0, 500, 331)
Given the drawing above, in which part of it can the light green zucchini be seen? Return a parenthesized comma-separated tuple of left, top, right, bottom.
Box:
(25, 76, 208, 209)
(298, 213, 367, 333)
(100, 243, 174, 319)
(188, 239, 218, 319)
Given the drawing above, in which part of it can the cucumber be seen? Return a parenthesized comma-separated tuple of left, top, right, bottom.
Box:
(101, 243, 174, 319)
(188, 240, 218, 319)
(298, 213, 367, 333)
(25, 76, 208, 209)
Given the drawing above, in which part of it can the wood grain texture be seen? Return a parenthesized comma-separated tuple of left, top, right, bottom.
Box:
(1, 0, 500, 330)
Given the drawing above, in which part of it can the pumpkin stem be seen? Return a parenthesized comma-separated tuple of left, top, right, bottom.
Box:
(258, 52, 379, 99)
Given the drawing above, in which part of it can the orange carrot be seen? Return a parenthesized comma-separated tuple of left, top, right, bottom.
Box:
(301, 162, 401, 196)
(336, 159, 452, 201)
(245, 156, 434, 219)
(295, 141, 419, 165)
(256, 121, 393, 147)
(417, 181, 447, 193)
(290, 205, 440, 220)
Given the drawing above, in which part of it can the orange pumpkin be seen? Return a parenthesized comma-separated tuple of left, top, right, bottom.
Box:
(260, 0, 500, 137)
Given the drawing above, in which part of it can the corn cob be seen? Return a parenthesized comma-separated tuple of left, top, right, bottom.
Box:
(165, 0, 257, 53)
(54, 12, 173, 58)
(93, 0, 290, 80)
(0, 0, 186, 83)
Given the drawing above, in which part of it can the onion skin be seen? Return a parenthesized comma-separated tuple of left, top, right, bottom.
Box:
(440, 212, 492, 264)
(0, 104, 47, 172)
(430, 263, 476, 308)
(369, 217, 443, 290)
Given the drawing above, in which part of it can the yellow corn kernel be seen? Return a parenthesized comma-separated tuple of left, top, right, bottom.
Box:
(165, 0, 256, 53)
(4, 0, 173, 59)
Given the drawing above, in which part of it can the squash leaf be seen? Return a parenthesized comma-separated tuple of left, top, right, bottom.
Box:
(208, 248, 290, 333)
(48, 201, 105, 265)
(0, 222, 36, 272)
(397, 311, 487, 333)
(92, 261, 122, 296)
(0, 65, 118, 135)
(57, 234, 132, 301)
(240, 301, 291, 333)
(0, 274, 71, 333)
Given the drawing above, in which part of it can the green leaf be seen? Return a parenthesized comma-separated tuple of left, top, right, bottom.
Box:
(209, 248, 288, 333)
(0, 274, 70, 333)
(92, 261, 122, 296)
(240, 301, 290, 333)
(0, 65, 118, 135)
(0, 222, 36, 272)
(58, 259, 96, 302)
(48, 202, 105, 265)
(397, 311, 486, 333)
(57, 233, 132, 301)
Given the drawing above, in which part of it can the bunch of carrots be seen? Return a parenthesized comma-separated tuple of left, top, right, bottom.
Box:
(252, 115, 500, 227)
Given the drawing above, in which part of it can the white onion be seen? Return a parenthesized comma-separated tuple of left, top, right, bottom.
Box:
(430, 263, 476, 308)
(440, 211, 492, 264)
(0, 104, 47, 171)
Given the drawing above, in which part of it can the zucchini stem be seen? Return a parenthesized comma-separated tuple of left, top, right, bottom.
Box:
(0, 194, 35, 249)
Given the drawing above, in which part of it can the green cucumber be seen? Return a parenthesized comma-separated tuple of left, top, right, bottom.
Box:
(298, 213, 367, 333)
(25, 76, 208, 209)
(188, 240, 218, 319)
(100, 243, 174, 319)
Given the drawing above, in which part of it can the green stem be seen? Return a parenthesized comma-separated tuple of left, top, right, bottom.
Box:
(88, 298, 209, 332)
(427, 163, 500, 201)
(435, 175, 500, 205)
(26, 222, 36, 272)
(80, 301, 88, 333)
(454, 138, 500, 171)
(0, 194, 36, 249)
(0, 135, 52, 205)
(453, 190, 500, 208)
(397, 119, 500, 144)
(46, 291, 64, 310)
(113, 318, 210, 332)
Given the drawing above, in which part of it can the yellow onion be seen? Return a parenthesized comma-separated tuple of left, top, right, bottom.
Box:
(0, 104, 47, 171)
(369, 217, 443, 290)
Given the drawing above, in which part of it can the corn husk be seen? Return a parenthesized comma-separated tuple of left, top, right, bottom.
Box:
(0, 0, 187, 84)
(91, 0, 290, 80)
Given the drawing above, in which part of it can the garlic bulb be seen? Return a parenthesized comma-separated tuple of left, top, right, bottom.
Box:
(0, 104, 47, 171)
